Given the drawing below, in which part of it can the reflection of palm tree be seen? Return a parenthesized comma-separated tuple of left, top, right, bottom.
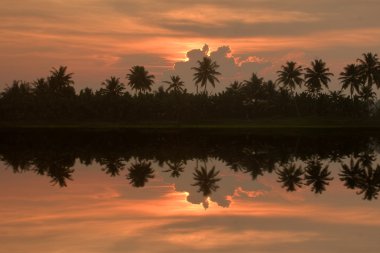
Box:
(48, 166, 75, 187)
(1, 153, 32, 173)
(356, 165, 380, 200)
(339, 64, 361, 99)
(304, 59, 334, 96)
(99, 157, 125, 177)
(276, 164, 304, 192)
(357, 151, 376, 168)
(99, 76, 125, 96)
(304, 159, 333, 194)
(192, 166, 221, 196)
(32, 155, 75, 187)
(126, 66, 155, 94)
(244, 166, 264, 181)
(127, 161, 155, 187)
(164, 75, 185, 94)
(339, 158, 362, 189)
(192, 57, 221, 94)
(163, 161, 185, 178)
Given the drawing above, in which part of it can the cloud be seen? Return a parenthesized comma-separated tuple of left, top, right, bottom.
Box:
(161, 44, 272, 93)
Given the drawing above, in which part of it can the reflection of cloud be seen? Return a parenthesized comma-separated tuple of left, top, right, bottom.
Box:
(160, 159, 270, 209)
(2, 162, 380, 253)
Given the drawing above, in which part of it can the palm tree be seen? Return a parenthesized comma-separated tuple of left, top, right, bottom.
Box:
(276, 61, 304, 93)
(48, 66, 74, 91)
(32, 78, 49, 95)
(164, 75, 185, 94)
(126, 66, 155, 94)
(358, 85, 376, 105)
(242, 73, 265, 105)
(99, 76, 125, 96)
(339, 64, 362, 99)
(192, 166, 221, 196)
(276, 61, 304, 116)
(1, 80, 32, 99)
(276, 164, 304, 192)
(192, 57, 221, 94)
(357, 52, 380, 88)
(226, 80, 243, 94)
(304, 59, 334, 96)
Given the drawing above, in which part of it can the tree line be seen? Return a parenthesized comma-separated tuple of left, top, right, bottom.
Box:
(1, 52, 380, 122)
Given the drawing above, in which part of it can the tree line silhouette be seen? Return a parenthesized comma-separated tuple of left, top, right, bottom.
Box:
(1, 130, 379, 200)
(1, 52, 380, 122)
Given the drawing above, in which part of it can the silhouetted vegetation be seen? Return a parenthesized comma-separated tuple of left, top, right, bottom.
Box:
(1, 130, 380, 200)
(1, 52, 380, 124)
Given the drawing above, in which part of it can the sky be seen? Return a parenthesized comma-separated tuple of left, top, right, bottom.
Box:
(1, 159, 380, 253)
(1, 0, 380, 92)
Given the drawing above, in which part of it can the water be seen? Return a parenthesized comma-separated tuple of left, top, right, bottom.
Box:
(1, 130, 380, 252)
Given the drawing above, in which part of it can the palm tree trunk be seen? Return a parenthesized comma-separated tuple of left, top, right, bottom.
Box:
(294, 95, 300, 117)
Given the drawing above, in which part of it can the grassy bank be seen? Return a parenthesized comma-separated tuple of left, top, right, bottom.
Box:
(1, 118, 380, 130)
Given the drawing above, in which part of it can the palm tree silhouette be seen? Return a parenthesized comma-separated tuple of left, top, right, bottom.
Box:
(339, 158, 362, 189)
(164, 75, 185, 94)
(358, 85, 376, 105)
(32, 78, 49, 95)
(242, 73, 265, 107)
(304, 59, 334, 96)
(357, 52, 380, 88)
(304, 158, 333, 194)
(126, 161, 155, 187)
(48, 66, 75, 94)
(226, 80, 244, 94)
(276, 61, 303, 116)
(276, 163, 304, 192)
(339, 64, 362, 99)
(126, 66, 155, 94)
(192, 57, 221, 94)
(163, 160, 185, 178)
(192, 165, 221, 196)
(276, 61, 304, 92)
(1, 80, 32, 100)
(99, 76, 125, 96)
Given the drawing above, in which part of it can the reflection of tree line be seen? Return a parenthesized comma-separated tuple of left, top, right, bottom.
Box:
(1, 132, 380, 200)
(277, 153, 380, 200)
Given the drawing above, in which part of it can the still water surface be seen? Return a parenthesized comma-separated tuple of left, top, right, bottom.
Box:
(0, 131, 380, 252)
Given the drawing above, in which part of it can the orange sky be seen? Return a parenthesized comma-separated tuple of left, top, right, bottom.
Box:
(1, 0, 380, 92)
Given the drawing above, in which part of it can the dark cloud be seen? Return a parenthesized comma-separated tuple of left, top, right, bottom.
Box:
(107, 0, 380, 38)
